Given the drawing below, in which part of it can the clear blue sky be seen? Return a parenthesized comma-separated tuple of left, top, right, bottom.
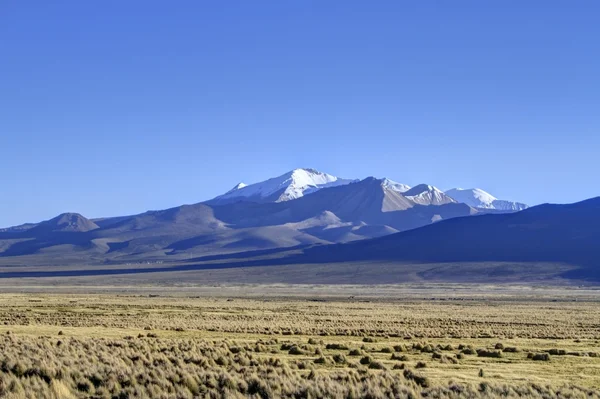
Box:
(1, 1, 599, 227)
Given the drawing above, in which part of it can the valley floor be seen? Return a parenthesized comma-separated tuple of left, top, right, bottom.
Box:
(0, 289, 599, 398)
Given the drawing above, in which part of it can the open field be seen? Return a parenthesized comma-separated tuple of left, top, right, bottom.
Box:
(0, 291, 599, 398)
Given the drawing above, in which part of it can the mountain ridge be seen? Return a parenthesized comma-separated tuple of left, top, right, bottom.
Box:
(0, 168, 532, 269)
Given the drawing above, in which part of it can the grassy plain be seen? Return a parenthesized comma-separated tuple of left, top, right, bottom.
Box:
(0, 290, 598, 398)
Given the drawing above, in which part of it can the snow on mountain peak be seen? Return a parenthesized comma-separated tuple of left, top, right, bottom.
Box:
(403, 184, 456, 206)
(381, 178, 411, 193)
(210, 169, 529, 211)
(211, 168, 355, 203)
(446, 188, 496, 206)
(225, 182, 248, 194)
(445, 188, 528, 211)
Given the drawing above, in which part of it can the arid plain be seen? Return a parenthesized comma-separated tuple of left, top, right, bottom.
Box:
(0, 286, 598, 398)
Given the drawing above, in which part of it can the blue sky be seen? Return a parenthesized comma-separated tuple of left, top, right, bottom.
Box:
(1, 1, 599, 227)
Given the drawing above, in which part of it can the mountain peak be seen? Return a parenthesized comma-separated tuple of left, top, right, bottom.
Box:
(209, 168, 356, 204)
(445, 188, 528, 211)
(403, 184, 456, 206)
(225, 182, 248, 194)
(381, 178, 411, 193)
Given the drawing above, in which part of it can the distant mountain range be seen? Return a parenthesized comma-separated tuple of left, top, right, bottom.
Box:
(0, 168, 597, 284)
(208, 168, 525, 211)
(2, 168, 499, 264)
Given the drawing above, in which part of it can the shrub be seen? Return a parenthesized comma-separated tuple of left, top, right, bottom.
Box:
(368, 361, 386, 370)
(547, 349, 566, 355)
(477, 349, 502, 358)
(362, 337, 377, 343)
(76, 380, 93, 393)
(280, 343, 294, 351)
(359, 356, 372, 365)
(420, 344, 435, 353)
(495, 343, 504, 349)
(529, 353, 551, 361)
(229, 346, 242, 354)
(348, 349, 362, 356)
(415, 361, 427, 369)
(380, 347, 393, 353)
(391, 353, 408, 361)
(503, 347, 520, 353)
(288, 346, 305, 355)
(332, 354, 346, 364)
(325, 343, 349, 350)
(461, 347, 477, 355)
(393, 363, 405, 370)
(393, 345, 406, 352)
(403, 369, 429, 387)
(441, 355, 459, 364)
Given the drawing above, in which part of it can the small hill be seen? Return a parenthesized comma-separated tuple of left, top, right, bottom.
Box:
(29, 213, 99, 235)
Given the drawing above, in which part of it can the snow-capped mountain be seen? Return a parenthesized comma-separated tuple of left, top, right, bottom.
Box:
(210, 168, 357, 204)
(445, 188, 528, 211)
(0, 167, 536, 266)
(403, 184, 456, 206)
(381, 178, 411, 193)
(210, 169, 529, 211)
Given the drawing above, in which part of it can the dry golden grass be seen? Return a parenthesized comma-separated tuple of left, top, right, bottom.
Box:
(0, 293, 598, 398)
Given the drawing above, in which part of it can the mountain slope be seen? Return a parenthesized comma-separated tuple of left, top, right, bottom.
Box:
(303, 197, 600, 270)
(446, 188, 528, 211)
(211, 177, 476, 230)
